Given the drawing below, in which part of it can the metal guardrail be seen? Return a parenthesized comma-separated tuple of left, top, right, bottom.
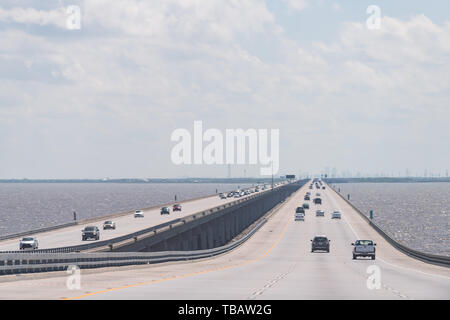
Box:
(329, 184, 450, 267)
(0, 184, 285, 254)
(0, 218, 268, 276)
(0, 222, 78, 242)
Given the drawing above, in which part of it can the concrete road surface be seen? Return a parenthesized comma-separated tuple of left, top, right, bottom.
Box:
(0, 181, 448, 299)
(0, 185, 278, 251)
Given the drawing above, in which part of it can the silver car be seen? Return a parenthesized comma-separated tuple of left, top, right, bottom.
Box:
(331, 211, 341, 219)
(316, 210, 325, 217)
(20, 237, 38, 250)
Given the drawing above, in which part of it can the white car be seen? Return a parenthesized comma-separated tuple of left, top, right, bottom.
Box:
(331, 211, 341, 219)
(20, 237, 38, 250)
(295, 213, 305, 221)
(134, 210, 144, 218)
(103, 220, 116, 230)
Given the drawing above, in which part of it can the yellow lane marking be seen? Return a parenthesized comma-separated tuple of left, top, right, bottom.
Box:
(65, 197, 296, 300)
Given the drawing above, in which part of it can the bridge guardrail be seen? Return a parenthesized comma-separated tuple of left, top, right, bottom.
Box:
(328, 184, 450, 267)
(0, 222, 79, 242)
(0, 217, 268, 276)
(0, 186, 259, 242)
(0, 184, 289, 254)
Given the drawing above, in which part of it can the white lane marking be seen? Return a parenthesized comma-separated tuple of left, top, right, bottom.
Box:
(376, 257, 450, 280)
(247, 266, 296, 300)
(324, 186, 415, 299)
(327, 185, 450, 281)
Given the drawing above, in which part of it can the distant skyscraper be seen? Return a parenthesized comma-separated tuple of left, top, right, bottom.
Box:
(227, 164, 231, 178)
(332, 167, 337, 178)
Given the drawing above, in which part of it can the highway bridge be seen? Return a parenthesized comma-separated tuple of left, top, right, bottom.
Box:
(0, 183, 286, 252)
(0, 181, 448, 299)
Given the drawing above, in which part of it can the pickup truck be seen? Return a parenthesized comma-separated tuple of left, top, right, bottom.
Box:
(352, 240, 376, 260)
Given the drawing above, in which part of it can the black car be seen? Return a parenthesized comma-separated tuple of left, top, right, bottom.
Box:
(82, 226, 100, 241)
(161, 207, 170, 215)
(302, 202, 309, 209)
(296, 207, 305, 214)
(313, 198, 322, 205)
(311, 235, 330, 252)
(304, 195, 310, 201)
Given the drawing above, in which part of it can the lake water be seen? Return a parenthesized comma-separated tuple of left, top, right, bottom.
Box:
(0, 183, 251, 237)
(334, 182, 450, 256)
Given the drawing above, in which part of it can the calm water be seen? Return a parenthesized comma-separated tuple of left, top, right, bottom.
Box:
(0, 183, 251, 236)
(334, 182, 450, 256)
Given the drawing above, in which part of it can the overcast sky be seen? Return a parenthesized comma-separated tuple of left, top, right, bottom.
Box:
(0, 0, 449, 179)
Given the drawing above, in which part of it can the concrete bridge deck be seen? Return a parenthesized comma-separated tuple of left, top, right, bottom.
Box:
(0, 181, 448, 299)
(0, 185, 282, 251)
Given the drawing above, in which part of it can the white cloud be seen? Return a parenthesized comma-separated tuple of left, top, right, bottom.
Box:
(83, 0, 275, 41)
(0, 6, 67, 28)
(0, 2, 449, 177)
(283, 0, 309, 11)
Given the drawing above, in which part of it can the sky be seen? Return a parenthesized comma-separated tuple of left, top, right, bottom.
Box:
(0, 0, 449, 179)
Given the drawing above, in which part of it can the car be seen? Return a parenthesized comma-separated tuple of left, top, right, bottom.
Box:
(322, 186, 326, 190)
(219, 193, 226, 199)
(103, 220, 116, 230)
(296, 207, 305, 214)
(352, 240, 376, 260)
(316, 210, 325, 217)
(313, 198, 322, 205)
(311, 235, 330, 252)
(234, 193, 241, 198)
(227, 192, 234, 198)
(295, 213, 305, 221)
(302, 202, 309, 209)
(173, 203, 182, 211)
(161, 207, 170, 215)
(19, 237, 38, 250)
(304, 195, 310, 201)
(134, 210, 144, 218)
(82, 226, 100, 241)
(331, 211, 341, 219)
(316, 193, 321, 197)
